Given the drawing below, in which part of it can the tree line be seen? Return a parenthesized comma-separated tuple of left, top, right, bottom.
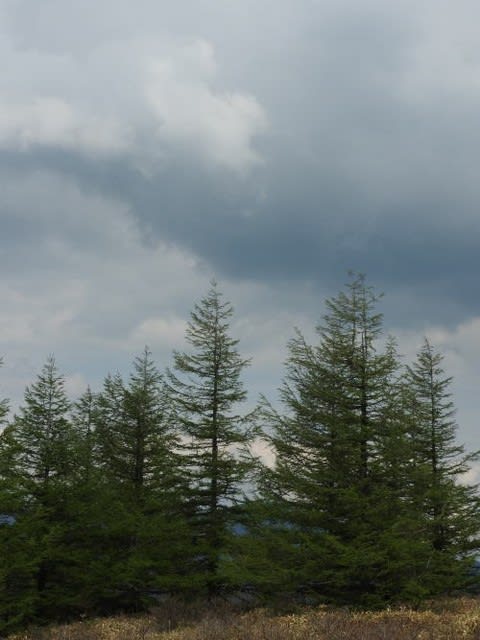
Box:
(0, 275, 479, 633)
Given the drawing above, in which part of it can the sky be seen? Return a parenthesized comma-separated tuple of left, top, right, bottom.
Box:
(0, 0, 479, 465)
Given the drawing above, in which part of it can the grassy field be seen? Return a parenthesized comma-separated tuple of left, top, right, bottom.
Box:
(8, 597, 480, 640)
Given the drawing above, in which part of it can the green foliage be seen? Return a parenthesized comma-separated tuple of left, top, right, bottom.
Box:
(167, 281, 256, 593)
(0, 514, 39, 634)
(0, 278, 479, 632)
(88, 348, 191, 608)
(13, 356, 73, 490)
(0, 360, 39, 634)
(241, 275, 480, 606)
(0, 357, 76, 630)
(404, 339, 480, 593)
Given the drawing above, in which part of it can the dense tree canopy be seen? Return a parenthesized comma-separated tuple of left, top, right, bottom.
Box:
(0, 277, 478, 633)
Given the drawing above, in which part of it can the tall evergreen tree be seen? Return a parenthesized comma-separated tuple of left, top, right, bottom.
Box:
(121, 348, 191, 599)
(63, 385, 120, 615)
(0, 359, 30, 635)
(0, 442, 38, 636)
(250, 275, 425, 605)
(123, 348, 178, 498)
(91, 349, 189, 609)
(0, 357, 77, 625)
(95, 372, 128, 482)
(404, 339, 480, 592)
(14, 356, 72, 490)
(167, 282, 254, 594)
(95, 349, 182, 499)
(70, 386, 98, 481)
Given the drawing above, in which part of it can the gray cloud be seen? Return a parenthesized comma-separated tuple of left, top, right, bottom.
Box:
(1, 1, 479, 311)
(0, 0, 479, 450)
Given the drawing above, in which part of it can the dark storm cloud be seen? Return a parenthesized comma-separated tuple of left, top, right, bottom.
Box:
(1, 138, 477, 329)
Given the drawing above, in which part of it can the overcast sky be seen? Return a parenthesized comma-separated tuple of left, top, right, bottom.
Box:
(0, 0, 479, 463)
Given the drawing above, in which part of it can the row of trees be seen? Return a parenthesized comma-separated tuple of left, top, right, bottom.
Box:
(0, 276, 479, 633)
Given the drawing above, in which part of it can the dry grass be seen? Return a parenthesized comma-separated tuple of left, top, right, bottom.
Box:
(8, 597, 480, 640)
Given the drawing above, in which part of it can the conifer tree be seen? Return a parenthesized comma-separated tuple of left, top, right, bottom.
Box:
(124, 348, 178, 498)
(252, 275, 421, 605)
(0, 445, 38, 636)
(95, 372, 128, 482)
(95, 349, 181, 498)
(14, 356, 72, 490)
(0, 360, 31, 635)
(64, 385, 118, 614)
(91, 349, 189, 608)
(121, 348, 190, 599)
(1, 357, 77, 624)
(405, 339, 480, 592)
(70, 386, 98, 481)
(167, 282, 254, 594)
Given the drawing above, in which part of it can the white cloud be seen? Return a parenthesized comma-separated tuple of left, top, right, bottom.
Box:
(251, 437, 275, 469)
(64, 372, 89, 398)
(0, 16, 266, 172)
(0, 96, 132, 154)
(460, 463, 480, 487)
(146, 39, 267, 172)
(130, 317, 187, 350)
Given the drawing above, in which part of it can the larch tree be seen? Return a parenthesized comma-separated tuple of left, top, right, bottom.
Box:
(167, 281, 255, 594)
(123, 348, 178, 499)
(253, 274, 421, 605)
(66, 385, 115, 614)
(0, 359, 28, 635)
(405, 339, 480, 593)
(14, 356, 72, 492)
(95, 349, 182, 499)
(124, 348, 191, 595)
(0, 420, 38, 635)
(70, 386, 98, 482)
(91, 349, 189, 609)
(4, 356, 77, 623)
(95, 371, 128, 484)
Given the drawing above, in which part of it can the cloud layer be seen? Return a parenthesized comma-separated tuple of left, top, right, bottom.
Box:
(0, 0, 479, 455)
